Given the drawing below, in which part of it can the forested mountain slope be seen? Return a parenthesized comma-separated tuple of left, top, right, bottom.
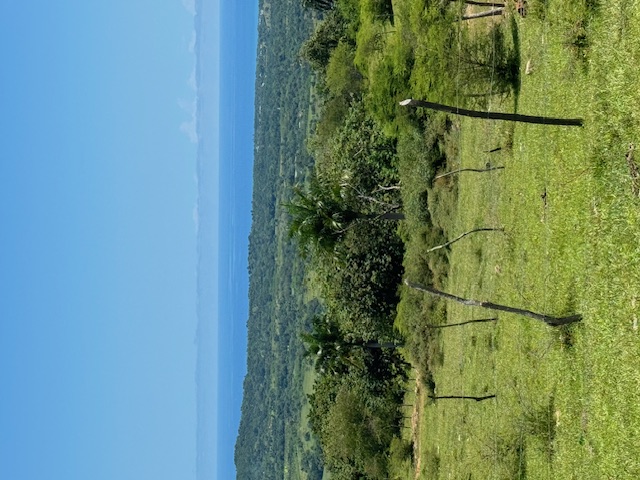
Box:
(235, 1, 322, 478)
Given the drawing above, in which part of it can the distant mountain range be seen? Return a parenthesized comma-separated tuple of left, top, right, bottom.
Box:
(192, 0, 258, 479)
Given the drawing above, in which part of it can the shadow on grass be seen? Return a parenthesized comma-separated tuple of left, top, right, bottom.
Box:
(459, 16, 521, 110)
(558, 283, 582, 350)
(479, 433, 527, 479)
(520, 396, 556, 442)
(509, 15, 521, 110)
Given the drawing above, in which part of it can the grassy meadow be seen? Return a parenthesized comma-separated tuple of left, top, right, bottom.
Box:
(391, 0, 640, 478)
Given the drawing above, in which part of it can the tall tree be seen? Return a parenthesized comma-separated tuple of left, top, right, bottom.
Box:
(299, 10, 347, 72)
(286, 178, 404, 256)
(302, 315, 403, 375)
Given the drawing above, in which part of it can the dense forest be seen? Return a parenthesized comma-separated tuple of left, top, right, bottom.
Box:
(234, 1, 323, 479)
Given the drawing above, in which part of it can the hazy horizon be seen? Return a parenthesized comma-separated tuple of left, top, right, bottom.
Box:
(194, 0, 257, 479)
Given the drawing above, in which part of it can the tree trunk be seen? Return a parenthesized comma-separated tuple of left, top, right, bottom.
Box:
(380, 211, 405, 220)
(430, 394, 496, 402)
(435, 165, 504, 179)
(426, 317, 497, 328)
(374, 184, 402, 192)
(460, 8, 504, 20)
(404, 280, 582, 326)
(451, 0, 506, 6)
(425, 227, 503, 253)
(464, 0, 505, 6)
(361, 211, 405, 221)
(400, 98, 584, 127)
(363, 341, 404, 349)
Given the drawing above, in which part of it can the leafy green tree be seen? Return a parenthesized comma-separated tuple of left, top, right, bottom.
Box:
(317, 221, 404, 338)
(313, 102, 399, 194)
(302, 315, 403, 375)
(302, 315, 355, 375)
(286, 177, 404, 257)
(309, 374, 401, 479)
(325, 41, 362, 98)
(299, 10, 347, 72)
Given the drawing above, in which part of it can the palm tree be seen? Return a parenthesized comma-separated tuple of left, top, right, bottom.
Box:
(302, 316, 351, 375)
(286, 178, 404, 256)
(302, 315, 403, 376)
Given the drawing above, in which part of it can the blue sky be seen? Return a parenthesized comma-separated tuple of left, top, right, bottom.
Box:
(0, 1, 217, 479)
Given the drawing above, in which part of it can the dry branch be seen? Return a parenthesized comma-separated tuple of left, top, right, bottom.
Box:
(426, 317, 497, 328)
(400, 98, 584, 126)
(425, 227, 503, 253)
(435, 165, 504, 179)
(404, 280, 582, 326)
(460, 8, 504, 21)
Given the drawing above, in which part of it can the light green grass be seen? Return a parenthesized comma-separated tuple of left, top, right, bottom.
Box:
(398, 1, 640, 478)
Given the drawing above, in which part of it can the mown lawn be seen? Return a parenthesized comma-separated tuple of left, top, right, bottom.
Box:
(395, 0, 640, 478)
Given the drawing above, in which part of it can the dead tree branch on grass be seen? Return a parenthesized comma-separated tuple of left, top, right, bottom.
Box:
(429, 394, 496, 402)
(404, 280, 582, 326)
(452, 0, 506, 5)
(435, 165, 504, 179)
(400, 98, 584, 126)
(459, 8, 504, 21)
(426, 317, 497, 328)
(425, 227, 503, 253)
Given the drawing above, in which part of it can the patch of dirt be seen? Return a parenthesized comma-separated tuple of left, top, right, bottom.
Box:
(412, 370, 423, 480)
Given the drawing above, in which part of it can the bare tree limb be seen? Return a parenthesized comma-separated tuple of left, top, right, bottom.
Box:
(451, 0, 505, 5)
(400, 98, 584, 126)
(425, 227, 503, 253)
(426, 317, 497, 328)
(404, 279, 582, 326)
(429, 394, 496, 401)
(459, 8, 504, 21)
(374, 184, 402, 192)
(435, 166, 504, 179)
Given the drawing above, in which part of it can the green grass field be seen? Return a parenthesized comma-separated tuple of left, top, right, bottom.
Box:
(395, 1, 640, 478)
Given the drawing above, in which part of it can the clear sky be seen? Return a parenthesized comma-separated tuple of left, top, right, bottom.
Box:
(0, 1, 200, 479)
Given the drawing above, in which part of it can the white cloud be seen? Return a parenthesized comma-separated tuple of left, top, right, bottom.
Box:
(192, 204, 199, 231)
(187, 67, 197, 91)
(179, 97, 198, 143)
(188, 30, 197, 54)
(180, 120, 198, 143)
(182, 0, 196, 15)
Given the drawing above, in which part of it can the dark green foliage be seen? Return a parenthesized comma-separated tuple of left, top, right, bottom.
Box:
(300, 10, 349, 71)
(302, 0, 336, 12)
(367, 0, 395, 24)
(286, 178, 364, 256)
(235, 0, 322, 478)
(313, 101, 400, 197)
(301, 446, 324, 480)
(308, 373, 405, 479)
(325, 41, 363, 98)
(297, 99, 410, 479)
(325, 221, 405, 337)
(288, 102, 403, 259)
